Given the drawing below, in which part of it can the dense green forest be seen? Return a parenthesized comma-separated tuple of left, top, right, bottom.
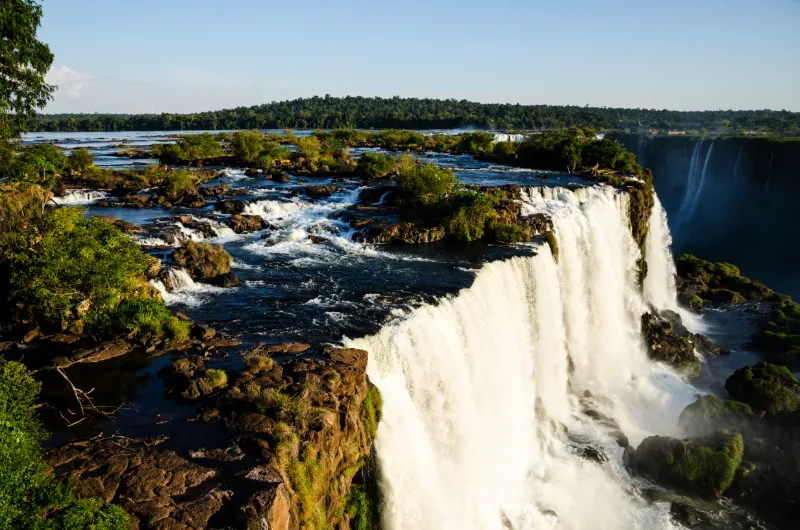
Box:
(29, 96, 800, 135)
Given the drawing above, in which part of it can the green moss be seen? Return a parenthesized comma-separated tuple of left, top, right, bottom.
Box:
(678, 395, 753, 435)
(544, 231, 559, 263)
(362, 385, 383, 440)
(675, 432, 743, 496)
(288, 445, 329, 530)
(725, 362, 800, 415)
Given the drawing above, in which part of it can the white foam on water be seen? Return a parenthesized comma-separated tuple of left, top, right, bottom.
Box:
(149, 268, 228, 307)
(52, 189, 108, 205)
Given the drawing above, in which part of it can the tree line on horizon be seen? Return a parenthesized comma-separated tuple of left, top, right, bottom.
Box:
(29, 96, 800, 136)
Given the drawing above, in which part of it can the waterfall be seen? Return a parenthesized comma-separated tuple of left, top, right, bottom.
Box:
(643, 195, 679, 312)
(51, 189, 108, 205)
(732, 146, 743, 186)
(149, 268, 226, 307)
(676, 140, 714, 228)
(346, 185, 694, 530)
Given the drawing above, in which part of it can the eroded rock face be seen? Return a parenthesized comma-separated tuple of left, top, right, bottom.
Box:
(360, 221, 446, 244)
(53, 345, 380, 530)
(47, 437, 226, 529)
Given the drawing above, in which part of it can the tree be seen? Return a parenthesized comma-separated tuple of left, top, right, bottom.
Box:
(231, 130, 264, 164)
(0, 0, 55, 139)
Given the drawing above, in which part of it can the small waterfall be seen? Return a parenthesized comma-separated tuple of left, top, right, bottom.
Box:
(51, 189, 108, 205)
(766, 148, 775, 195)
(732, 146, 743, 186)
(149, 268, 226, 307)
(643, 195, 679, 312)
(493, 133, 525, 143)
(675, 140, 714, 228)
(347, 185, 694, 530)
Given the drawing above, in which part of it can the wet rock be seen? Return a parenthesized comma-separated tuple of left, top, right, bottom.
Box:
(523, 213, 553, 234)
(358, 186, 394, 204)
(669, 502, 702, 527)
(303, 185, 339, 199)
(93, 215, 143, 234)
(215, 199, 247, 214)
(629, 431, 744, 497)
(641, 309, 719, 378)
(192, 324, 217, 341)
(158, 356, 227, 400)
(67, 339, 132, 364)
(198, 184, 231, 198)
(189, 442, 245, 462)
(725, 362, 800, 416)
(252, 341, 311, 356)
(360, 221, 445, 245)
(23, 326, 40, 343)
(172, 241, 233, 283)
(678, 395, 754, 436)
(323, 346, 368, 370)
(227, 214, 269, 234)
(210, 271, 242, 288)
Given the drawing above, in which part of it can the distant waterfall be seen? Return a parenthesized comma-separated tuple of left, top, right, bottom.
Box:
(347, 185, 693, 530)
(675, 140, 714, 228)
(733, 146, 743, 186)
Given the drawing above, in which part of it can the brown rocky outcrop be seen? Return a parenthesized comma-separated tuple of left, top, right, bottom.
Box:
(171, 241, 239, 287)
(226, 214, 269, 234)
(358, 221, 445, 244)
(641, 309, 720, 378)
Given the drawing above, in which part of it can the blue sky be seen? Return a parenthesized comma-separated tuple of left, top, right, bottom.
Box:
(40, 0, 800, 113)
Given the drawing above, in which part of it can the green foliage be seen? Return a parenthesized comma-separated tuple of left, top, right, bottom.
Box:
(362, 385, 383, 440)
(582, 138, 641, 174)
(493, 141, 517, 158)
(517, 130, 588, 173)
(356, 152, 397, 179)
(689, 295, 704, 311)
(4, 207, 152, 328)
(161, 169, 197, 198)
(0, 358, 129, 529)
(248, 385, 314, 427)
(230, 130, 265, 164)
(676, 254, 781, 305)
(204, 369, 228, 389)
(157, 133, 222, 163)
(345, 485, 370, 530)
(453, 131, 495, 154)
(376, 129, 426, 151)
(0, 0, 54, 139)
(67, 148, 95, 173)
(725, 362, 800, 415)
(490, 222, 531, 244)
(8, 144, 68, 188)
(296, 135, 322, 160)
(758, 300, 800, 356)
(107, 298, 189, 340)
(26, 96, 800, 137)
(395, 161, 456, 206)
(443, 191, 498, 242)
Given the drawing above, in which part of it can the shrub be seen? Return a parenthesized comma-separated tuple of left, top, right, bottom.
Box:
(245, 355, 275, 373)
(204, 369, 228, 389)
(5, 207, 152, 328)
(491, 222, 530, 244)
(493, 141, 518, 158)
(67, 148, 95, 173)
(107, 298, 189, 340)
(582, 138, 642, 174)
(231, 130, 264, 164)
(443, 191, 498, 241)
(9, 144, 68, 188)
(689, 295, 704, 311)
(396, 161, 457, 206)
(356, 152, 397, 179)
(296, 136, 321, 160)
(157, 134, 222, 163)
(161, 169, 198, 198)
(0, 358, 129, 529)
(376, 129, 426, 150)
(453, 132, 495, 154)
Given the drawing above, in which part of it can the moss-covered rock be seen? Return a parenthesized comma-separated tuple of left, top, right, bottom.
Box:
(725, 362, 800, 416)
(678, 395, 754, 436)
(172, 241, 240, 286)
(629, 431, 744, 497)
(676, 254, 786, 308)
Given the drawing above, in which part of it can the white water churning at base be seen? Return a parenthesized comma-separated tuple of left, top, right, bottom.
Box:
(346, 185, 695, 530)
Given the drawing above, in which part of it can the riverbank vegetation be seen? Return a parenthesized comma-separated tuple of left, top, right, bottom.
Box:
(28, 96, 800, 136)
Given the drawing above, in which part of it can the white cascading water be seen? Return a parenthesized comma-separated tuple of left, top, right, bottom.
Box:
(149, 268, 227, 307)
(643, 195, 679, 312)
(51, 189, 108, 205)
(676, 141, 715, 229)
(346, 185, 695, 530)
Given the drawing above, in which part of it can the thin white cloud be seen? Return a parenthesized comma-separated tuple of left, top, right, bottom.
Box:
(46, 65, 95, 99)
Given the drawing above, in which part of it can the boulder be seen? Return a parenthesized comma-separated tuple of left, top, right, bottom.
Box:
(172, 241, 234, 284)
(361, 222, 445, 245)
(641, 310, 718, 378)
(678, 395, 754, 436)
(227, 214, 269, 234)
(629, 431, 744, 497)
(302, 185, 339, 199)
(725, 362, 800, 416)
(215, 199, 247, 215)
